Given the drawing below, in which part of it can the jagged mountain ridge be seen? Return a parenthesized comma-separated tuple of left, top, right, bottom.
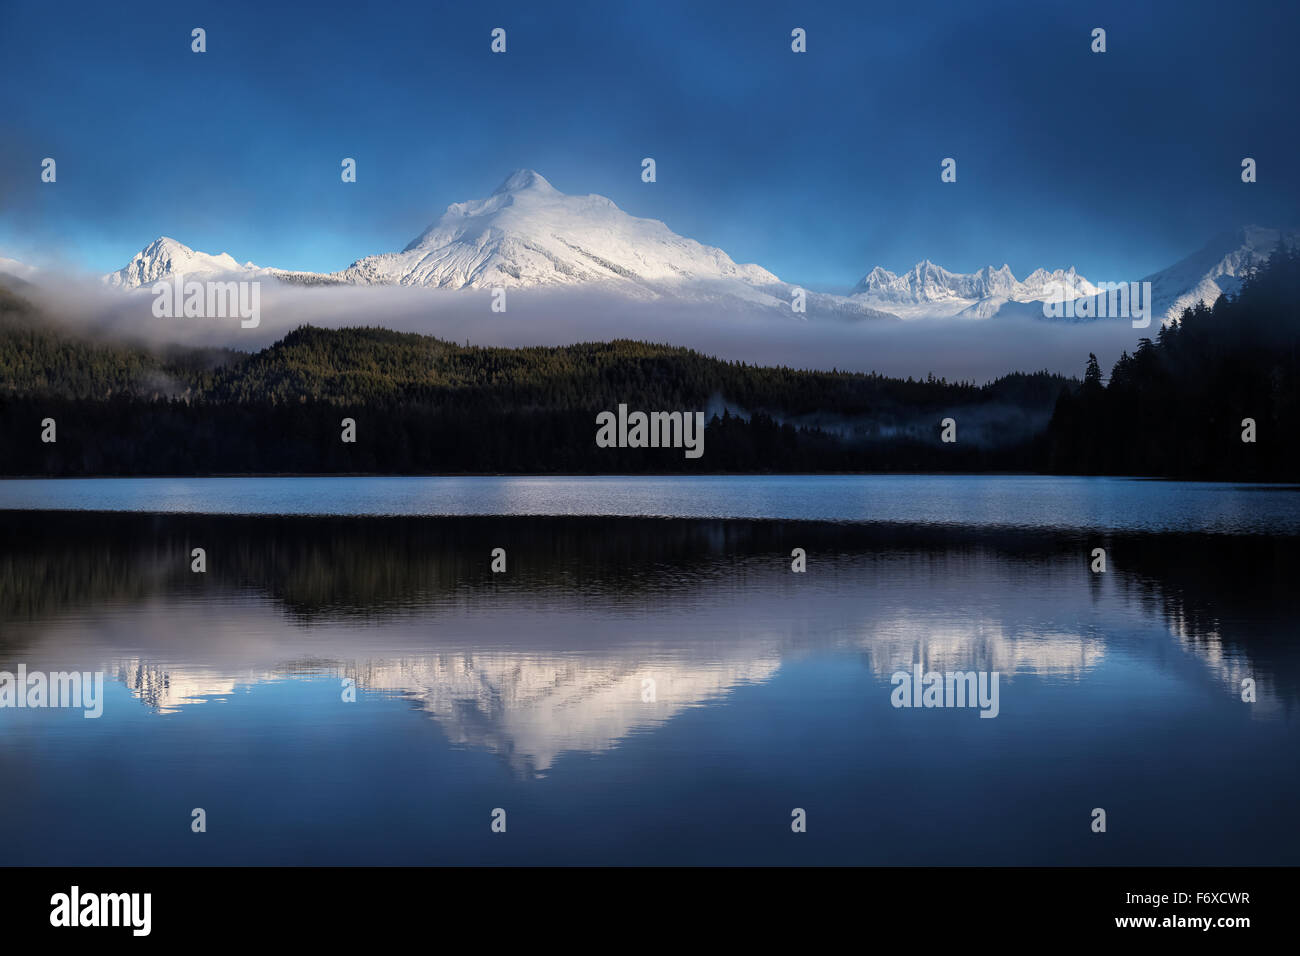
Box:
(88, 170, 1296, 324)
(1145, 225, 1299, 322)
(103, 171, 891, 319)
(849, 260, 1100, 319)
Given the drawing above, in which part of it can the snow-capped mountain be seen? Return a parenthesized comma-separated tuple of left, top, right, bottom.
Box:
(90, 171, 1295, 327)
(336, 169, 899, 318)
(849, 260, 1100, 319)
(846, 225, 1298, 323)
(102, 171, 893, 319)
(106, 237, 259, 288)
(987, 224, 1300, 325)
(105, 236, 339, 290)
(340, 169, 780, 294)
(1144, 225, 1298, 322)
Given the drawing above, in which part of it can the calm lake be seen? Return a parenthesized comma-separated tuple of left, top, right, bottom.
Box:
(1, 475, 1297, 865)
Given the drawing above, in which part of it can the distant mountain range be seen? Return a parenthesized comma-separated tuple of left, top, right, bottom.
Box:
(843, 225, 1298, 322)
(101, 170, 893, 321)
(848, 261, 1100, 319)
(1144, 225, 1294, 321)
(3, 170, 1294, 325)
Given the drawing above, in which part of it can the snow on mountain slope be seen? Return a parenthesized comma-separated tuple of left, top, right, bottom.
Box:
(106, 237, 259, 288)
(95, 172, 1295, 328)
(990, 225, 1300, 325)
(849, 260, 1099, 319)
(847, 225, 1299, 324)
(1144, 225, 1298, 322)
(102, 171, 894, 319)
(336, 169, 785, 299)
(106, 237, 345, 290)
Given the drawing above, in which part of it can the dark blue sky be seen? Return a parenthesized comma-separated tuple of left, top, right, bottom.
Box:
(2, 0, 1296, 288)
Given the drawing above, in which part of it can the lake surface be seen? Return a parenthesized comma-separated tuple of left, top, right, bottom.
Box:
(2, 474, 1299, 532)
(1, 476, 1297, 865)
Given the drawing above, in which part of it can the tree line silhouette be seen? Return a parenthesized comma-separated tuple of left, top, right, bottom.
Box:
(2, 245, 1296, 478)
(0, 288, 1065, 475)
(1045, 243, 1300, 479)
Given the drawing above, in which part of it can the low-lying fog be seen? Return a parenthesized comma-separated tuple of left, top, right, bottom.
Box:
(16, 273, 1155, 384)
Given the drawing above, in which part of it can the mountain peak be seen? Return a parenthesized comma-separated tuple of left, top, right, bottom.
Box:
(145, 236, 189, 253)
(851, 257, 1099, 317)
(492, 169, 557, 195)
(1142, 224, 1300, 322)
(105, 236, 255, 288)
(345, 170, 786, 295)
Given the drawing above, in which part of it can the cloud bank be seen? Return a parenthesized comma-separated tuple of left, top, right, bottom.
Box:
(16, 273, 1156, 384)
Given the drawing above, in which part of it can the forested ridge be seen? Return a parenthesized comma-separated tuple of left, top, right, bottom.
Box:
(0, 284, 1071, 475)
(5, 245, 1298, 479)
(1045, 244, 1300, 480)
